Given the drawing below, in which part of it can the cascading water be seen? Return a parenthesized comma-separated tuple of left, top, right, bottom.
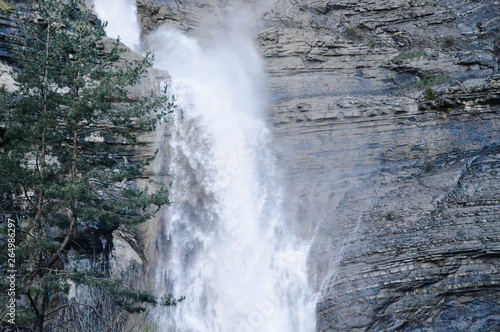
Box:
(94, 1, 317, 331)
(93, 0, 141, 52)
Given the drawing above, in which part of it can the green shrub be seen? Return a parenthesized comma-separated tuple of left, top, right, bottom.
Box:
(403, 76, 447, 90)
(425, 88, 436, 100)
(393, 50, 428, 60)
(0, 1, 14, 12)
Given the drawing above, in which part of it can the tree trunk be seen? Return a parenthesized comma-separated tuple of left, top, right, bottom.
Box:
(33, 291, 49, 332)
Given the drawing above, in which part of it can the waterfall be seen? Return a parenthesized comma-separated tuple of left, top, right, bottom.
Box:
(93, 0, 141, 52)
(94, 1, 316, 331)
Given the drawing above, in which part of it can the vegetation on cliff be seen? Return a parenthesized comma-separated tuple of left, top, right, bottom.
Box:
(0, 0, 177, 331)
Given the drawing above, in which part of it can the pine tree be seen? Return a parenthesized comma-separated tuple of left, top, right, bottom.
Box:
(0, 1, 177, 330)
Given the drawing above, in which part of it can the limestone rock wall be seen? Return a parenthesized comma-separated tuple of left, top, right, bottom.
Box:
(257, 1, 500, 331)
(137, 0, 500, 331)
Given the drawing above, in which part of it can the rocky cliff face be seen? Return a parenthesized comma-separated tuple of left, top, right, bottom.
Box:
(258, 1, 500, 331)
(137, 0, 500, 330)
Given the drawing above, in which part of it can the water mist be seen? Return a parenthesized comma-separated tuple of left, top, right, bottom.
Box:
(94, 1, 317, 331)
(93, 0, 141, 52)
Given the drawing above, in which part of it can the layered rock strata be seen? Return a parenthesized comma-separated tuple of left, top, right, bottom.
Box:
(136, 0, 500, 330)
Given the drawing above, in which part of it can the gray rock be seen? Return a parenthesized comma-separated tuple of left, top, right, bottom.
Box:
(0, 62, 15, 91)
(136, 0, 500, 330)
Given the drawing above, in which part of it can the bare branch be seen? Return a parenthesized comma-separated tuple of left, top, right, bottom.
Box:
(45, 301, 117, 332)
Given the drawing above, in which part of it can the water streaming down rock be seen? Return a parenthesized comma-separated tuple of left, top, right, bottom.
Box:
(95, 1, 316, 330)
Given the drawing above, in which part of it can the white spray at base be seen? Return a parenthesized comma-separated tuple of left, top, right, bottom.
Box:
(94, 1, 317, 331)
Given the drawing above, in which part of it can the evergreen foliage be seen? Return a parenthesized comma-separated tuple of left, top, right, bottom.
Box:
(0, 1, 176, 330)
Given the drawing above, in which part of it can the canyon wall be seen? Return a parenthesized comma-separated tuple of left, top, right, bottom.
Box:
(137, 0, 500, 330)
(258, 1, 500, 330)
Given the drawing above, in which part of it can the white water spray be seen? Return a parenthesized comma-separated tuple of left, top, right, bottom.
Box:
(94, 1, 316, 331)
(93, 0, 141, 52)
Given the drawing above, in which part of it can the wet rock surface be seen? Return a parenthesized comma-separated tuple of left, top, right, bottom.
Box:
(259, 1, 500, 331)
(135, 0, 500, 330)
